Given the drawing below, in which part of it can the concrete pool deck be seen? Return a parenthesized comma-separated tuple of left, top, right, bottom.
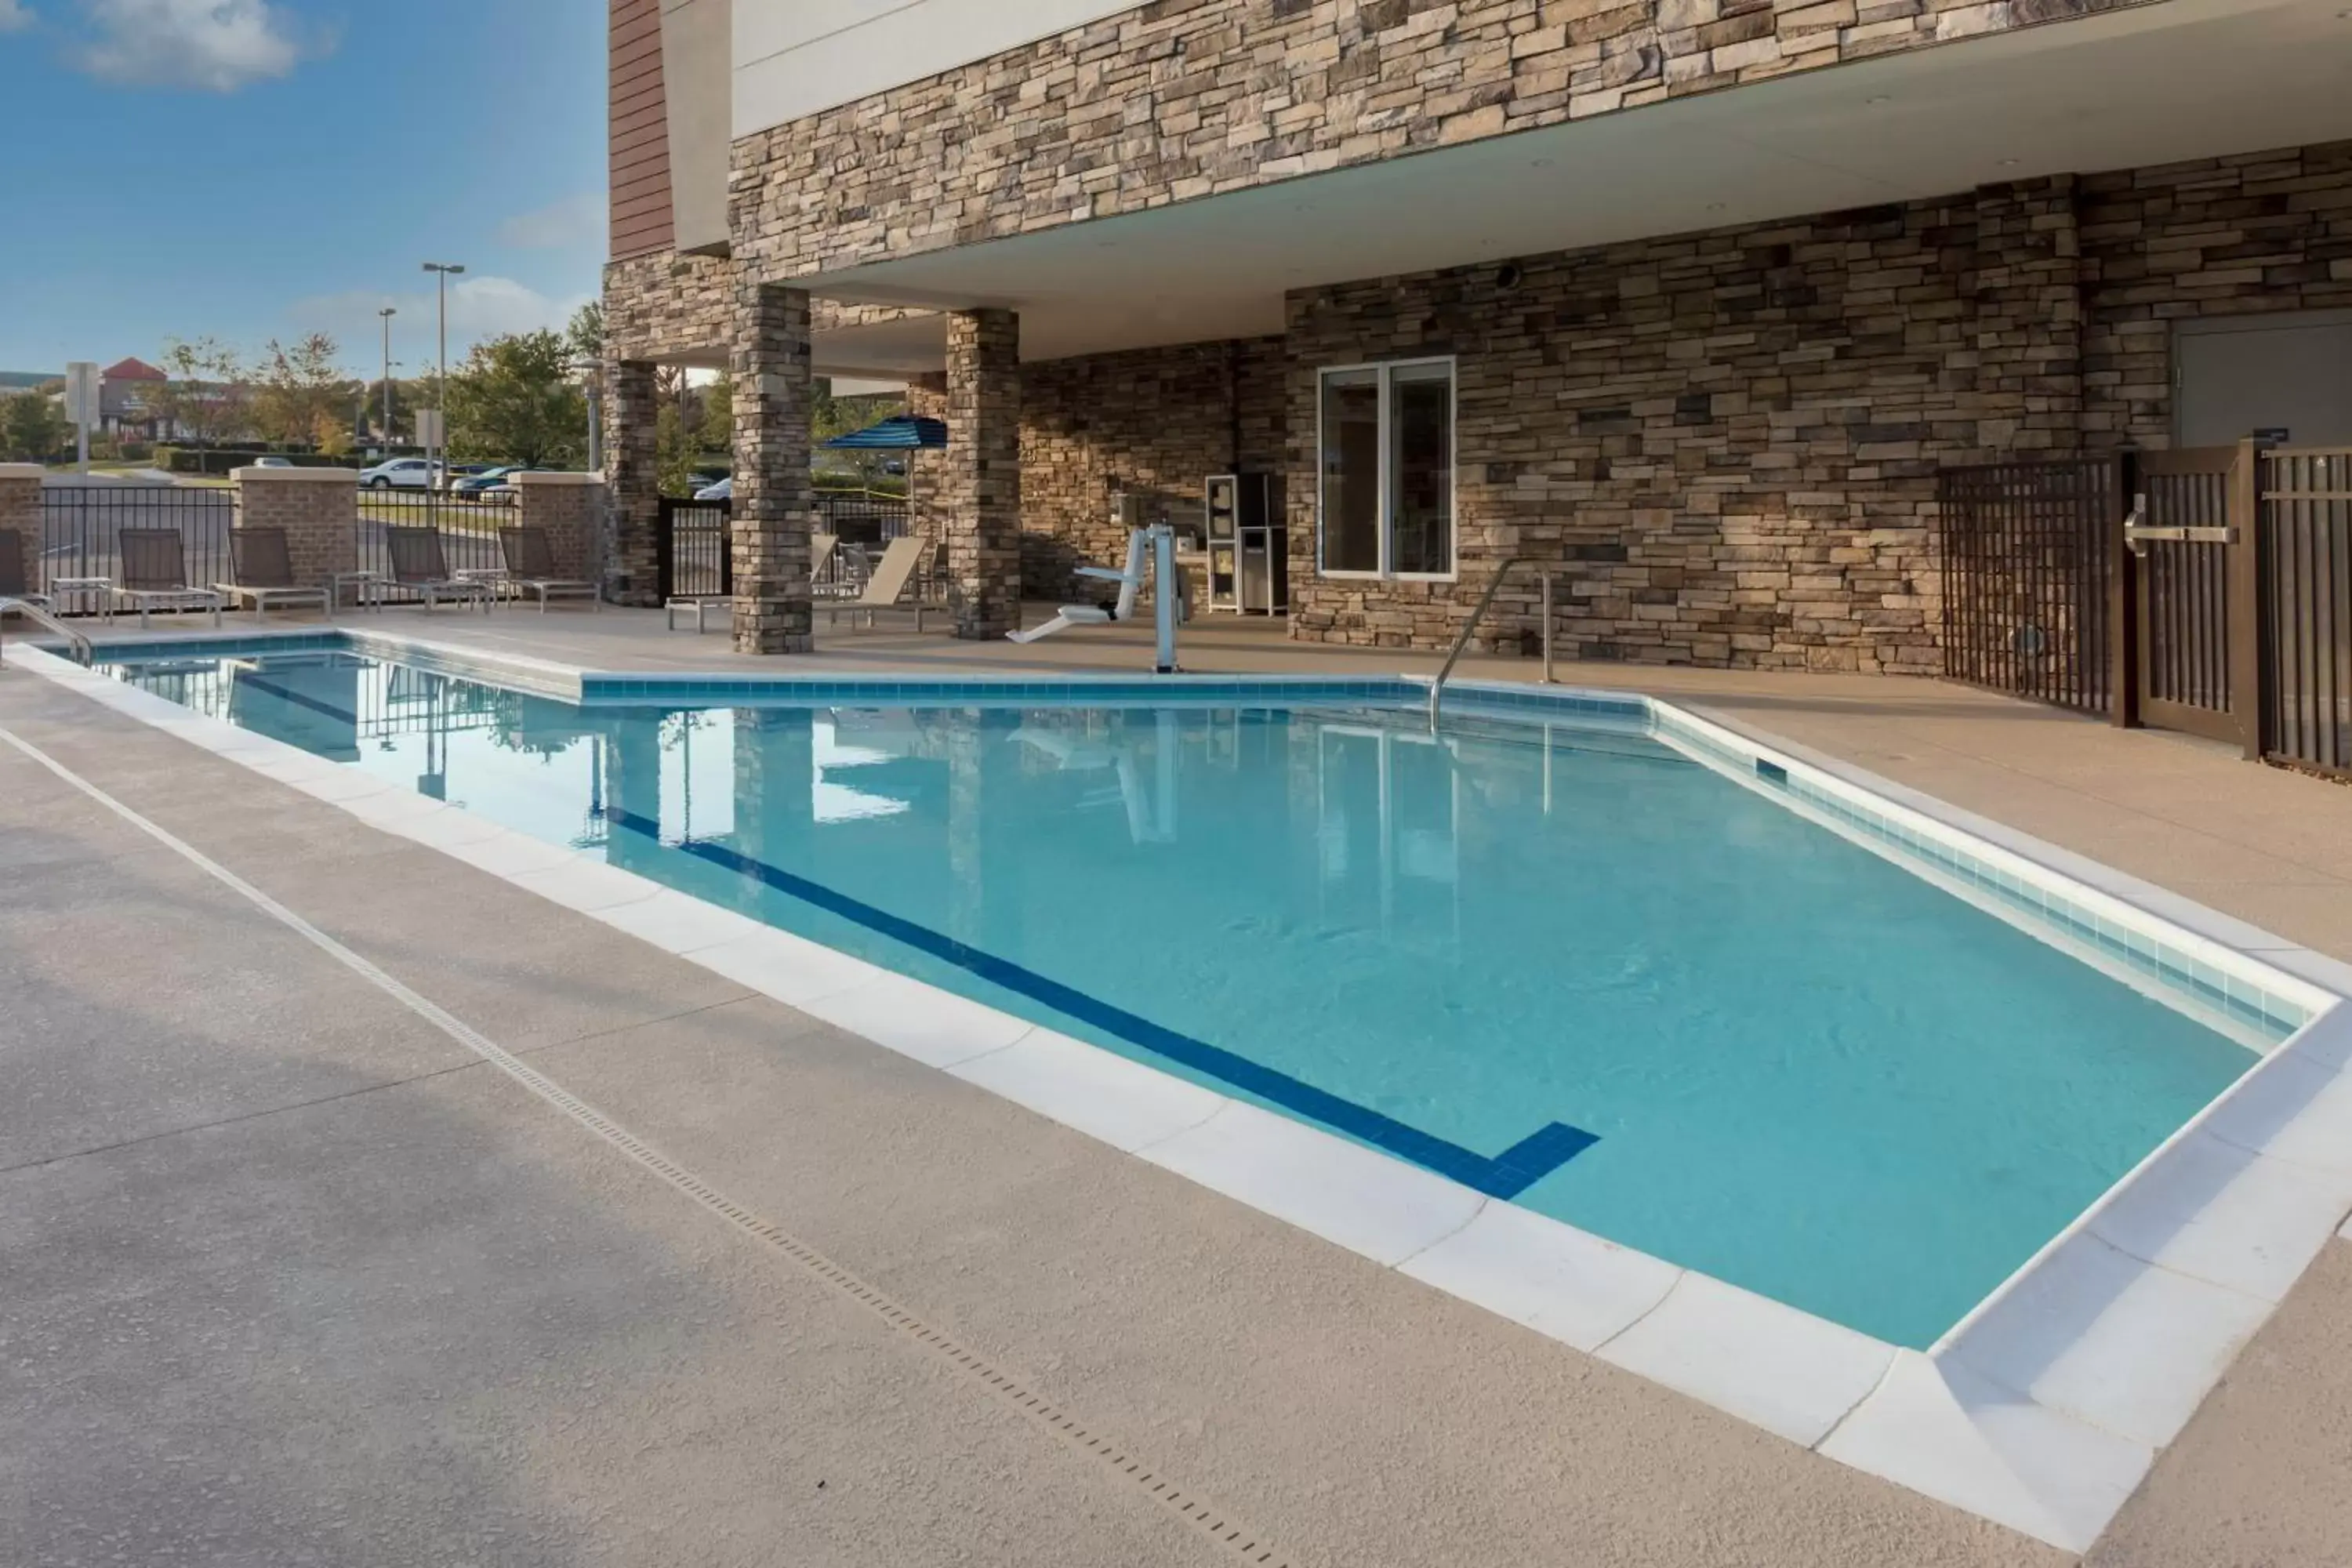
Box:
(5, 605, 2350, 1565)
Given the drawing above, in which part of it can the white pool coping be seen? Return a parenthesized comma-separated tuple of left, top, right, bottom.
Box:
(18, 637, 2352, 1556)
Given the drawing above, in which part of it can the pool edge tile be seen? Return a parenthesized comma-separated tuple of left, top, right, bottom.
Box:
(1396, 1199, 1681, 1353)
(1820, 1350, 2151, 1555)
(1593, 1270, 1896, 1449)
(1138, 1100, 1486, 1268)
(949, 1028, 1228, 1152)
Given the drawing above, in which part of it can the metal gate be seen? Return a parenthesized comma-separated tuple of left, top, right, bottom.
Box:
(656, 496, 730, 602)
(1938, 456, 2119, 716)
(2126, 447, 2247, 746)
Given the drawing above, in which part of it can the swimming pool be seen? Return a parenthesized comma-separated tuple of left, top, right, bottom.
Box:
(89, 641, 2298, 1349)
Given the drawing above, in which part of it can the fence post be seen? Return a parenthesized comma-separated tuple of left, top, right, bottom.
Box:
(0, 464, 39, 593)
(2109, 450, 2140, 728)
(232, 466, 358, 590)
(2227, 436, 2265, 761)
(513, 473, 604, 588)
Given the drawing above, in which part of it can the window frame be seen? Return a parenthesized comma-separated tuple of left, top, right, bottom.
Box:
(1314, 355, 1459, 583)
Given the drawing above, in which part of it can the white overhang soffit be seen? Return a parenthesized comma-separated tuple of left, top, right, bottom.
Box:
(733, 0, 1149, 140)
(806, 0, 2350, 376)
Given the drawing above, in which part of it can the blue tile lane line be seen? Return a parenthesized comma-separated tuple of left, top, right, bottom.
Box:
(603, 807, 1599, 1200)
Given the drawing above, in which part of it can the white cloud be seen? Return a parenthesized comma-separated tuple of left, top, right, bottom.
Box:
(78, 0, 307, 91)
(292, 275, 596, 366)
(497, 193, 607, 251)
(0, 2, 35, 36)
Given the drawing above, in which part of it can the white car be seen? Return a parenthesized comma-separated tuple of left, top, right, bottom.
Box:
(359, 457, 441, 491)
(694, 476, 732, 501)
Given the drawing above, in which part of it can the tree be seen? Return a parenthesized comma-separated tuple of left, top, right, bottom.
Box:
(252, 333, 354, 448)
(360, 376, 423, 443)
(312, 410, 354, 458)
(151, 337, 253, 445)
(565, 301, 604, 365)
(444, 329, 590, 467)
(0, 390, 67, 462)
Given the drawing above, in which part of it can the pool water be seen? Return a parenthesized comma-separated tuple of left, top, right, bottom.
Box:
(111, 649, 2259, 1347)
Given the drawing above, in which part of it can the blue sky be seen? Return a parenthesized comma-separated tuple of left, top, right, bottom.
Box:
(0, 0, 606, 378)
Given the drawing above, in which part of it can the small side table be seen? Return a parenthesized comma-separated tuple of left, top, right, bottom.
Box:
(50, 576, 114, 620)
(331, 571, 386, 614)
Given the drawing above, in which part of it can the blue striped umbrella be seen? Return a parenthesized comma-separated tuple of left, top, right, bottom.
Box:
(821, 414, 948, 449)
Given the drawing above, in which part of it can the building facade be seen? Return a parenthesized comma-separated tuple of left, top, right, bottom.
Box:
(604, 0, 2352, 662)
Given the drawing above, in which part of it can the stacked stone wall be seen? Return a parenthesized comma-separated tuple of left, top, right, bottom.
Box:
(1018, 337, 1287, 598)
(2081, 140, 2352, 449)
(733, 0, 2146, 280)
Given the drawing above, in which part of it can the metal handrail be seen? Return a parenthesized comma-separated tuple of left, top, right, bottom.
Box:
(1428, 556, 1548, 728)
(0, 598, 96, 667)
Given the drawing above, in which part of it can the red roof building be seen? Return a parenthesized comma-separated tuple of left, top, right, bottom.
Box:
(101, 357, 169, 383)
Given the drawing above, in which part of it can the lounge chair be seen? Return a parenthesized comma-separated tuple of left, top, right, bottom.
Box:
(497, 526, 601, 612)
(115, 528, 223, 630)
(385, 525, 494, 612)
(823, 535, 939, 631)
(216, 527, 332, 624)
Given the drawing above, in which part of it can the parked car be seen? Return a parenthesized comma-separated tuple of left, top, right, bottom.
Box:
(452, 464, 539, 501)
(694, 476, 732, 502)
(251, 456, 295, 469)
(446, 463, 495, 479)
(359, 457, 441, 490)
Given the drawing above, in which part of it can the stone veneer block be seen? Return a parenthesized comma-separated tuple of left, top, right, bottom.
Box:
(942, 309, 1022, 641)
(232, 467, 359, 584)
(731, 281, 815, 653)
(0, 463, 41, 595)
(514, 472, 606, 584)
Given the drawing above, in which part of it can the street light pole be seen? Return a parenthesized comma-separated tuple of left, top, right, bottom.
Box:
(376, 307, 397, 444)
(420, 261, 465, 486)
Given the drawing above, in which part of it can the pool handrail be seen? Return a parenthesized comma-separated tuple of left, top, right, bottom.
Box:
(1428, 557, 1562, 728)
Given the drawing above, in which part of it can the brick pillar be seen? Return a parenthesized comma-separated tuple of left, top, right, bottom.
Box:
(233, 466, 357, 586)
(1970, 176, 2084, 459)
(514, 473, 604, 583)
(607, 357, 661, 605)
(731, 282, 815, 654)
(942, 310, 1021, 639)
(0, 463, 39, 595)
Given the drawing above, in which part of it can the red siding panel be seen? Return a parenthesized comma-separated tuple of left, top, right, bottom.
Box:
(608, 0, 672, 260)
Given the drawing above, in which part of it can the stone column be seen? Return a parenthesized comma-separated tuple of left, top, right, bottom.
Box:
(0, 463, 39, 594)
(514, 472, 605, 583)
(606, 357, 662, 605)
(233, 466, 358, 586)
(942, 310, 1021, 640)
(731, 282, 815, 654)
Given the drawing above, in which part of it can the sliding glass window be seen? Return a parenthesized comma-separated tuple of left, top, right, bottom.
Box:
(1316, 359, 1455, 579)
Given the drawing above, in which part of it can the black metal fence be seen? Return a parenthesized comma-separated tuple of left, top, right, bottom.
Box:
(1938, 457, 2118, 715)
(354, 488, 509, 595)
(38, 485, 236, 610)
(657, 497, 731, 601)
(815, 488, 909, 544)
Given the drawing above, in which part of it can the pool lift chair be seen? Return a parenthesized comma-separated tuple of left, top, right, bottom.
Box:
(1006, 524, 1188, 673)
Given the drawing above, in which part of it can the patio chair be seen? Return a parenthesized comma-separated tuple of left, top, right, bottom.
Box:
(823, 535, 939, 632)
(497, 526, 602, 612)
(115, 528, 223, 630)
(385, 525, 494, 612)
(216, 528, 332, 624)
